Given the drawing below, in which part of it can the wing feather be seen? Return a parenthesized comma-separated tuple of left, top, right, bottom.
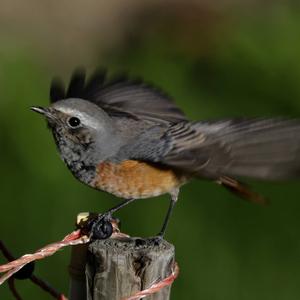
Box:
(149, 118, 300, 180)
(49, 68, 186, 124)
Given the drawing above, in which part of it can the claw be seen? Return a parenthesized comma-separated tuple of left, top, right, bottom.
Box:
(89, 214, 113, 240)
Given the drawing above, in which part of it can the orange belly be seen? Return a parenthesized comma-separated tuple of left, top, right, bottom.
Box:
(92, 160, 185, 199)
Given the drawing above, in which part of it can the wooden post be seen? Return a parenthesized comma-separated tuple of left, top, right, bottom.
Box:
(69, 236, 175, 300)
(69, 244, 88, 300)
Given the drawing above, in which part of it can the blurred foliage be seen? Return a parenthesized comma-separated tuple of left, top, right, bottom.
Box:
(1, 2, 300, 299)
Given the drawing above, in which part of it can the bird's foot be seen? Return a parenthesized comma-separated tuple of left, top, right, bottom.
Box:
(88, 213, 114, 240)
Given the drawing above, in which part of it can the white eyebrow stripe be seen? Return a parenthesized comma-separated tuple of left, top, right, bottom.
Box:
(56, 107, 101, 130)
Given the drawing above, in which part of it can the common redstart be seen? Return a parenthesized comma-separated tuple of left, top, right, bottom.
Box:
(31, 68, 300, 239)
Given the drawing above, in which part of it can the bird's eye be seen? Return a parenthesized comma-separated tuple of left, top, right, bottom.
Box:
(68, 117, 81, 128)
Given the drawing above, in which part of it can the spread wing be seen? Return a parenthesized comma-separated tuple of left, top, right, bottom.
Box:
(50, 68, 186, 124)
(135, 118, 300, 181)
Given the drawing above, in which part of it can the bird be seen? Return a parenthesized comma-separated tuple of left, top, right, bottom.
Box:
(31, 68, 300, 239)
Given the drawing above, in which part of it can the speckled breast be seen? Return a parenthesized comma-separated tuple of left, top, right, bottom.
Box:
(92, 160, 185, 199)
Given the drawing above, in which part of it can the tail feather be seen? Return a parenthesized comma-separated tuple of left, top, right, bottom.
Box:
(217, 176, 268, 205)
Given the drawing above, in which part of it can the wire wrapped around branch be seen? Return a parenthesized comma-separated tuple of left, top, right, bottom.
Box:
(0, 230, 88, 285)
(0, 213, 179, 300)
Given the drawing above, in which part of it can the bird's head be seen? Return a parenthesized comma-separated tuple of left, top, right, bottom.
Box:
(31, 98, 121, 171)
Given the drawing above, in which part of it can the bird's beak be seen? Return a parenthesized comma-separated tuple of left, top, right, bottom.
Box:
(30, 106, 47, 115)
(30, 106, 54, 119)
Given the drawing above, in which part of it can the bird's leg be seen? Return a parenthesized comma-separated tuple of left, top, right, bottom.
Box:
(156, 189, 179, 239)
(89, 198, 137, 240)
(90, 189, 179, 241)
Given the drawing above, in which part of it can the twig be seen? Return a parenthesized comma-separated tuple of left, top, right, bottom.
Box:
(8, 278, 23, 300)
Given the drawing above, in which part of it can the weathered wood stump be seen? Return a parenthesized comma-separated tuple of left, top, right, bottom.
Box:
(69, 237, 175, 300)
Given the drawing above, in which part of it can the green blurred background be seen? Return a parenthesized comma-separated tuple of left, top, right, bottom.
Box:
(1, 0, 300, 299)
